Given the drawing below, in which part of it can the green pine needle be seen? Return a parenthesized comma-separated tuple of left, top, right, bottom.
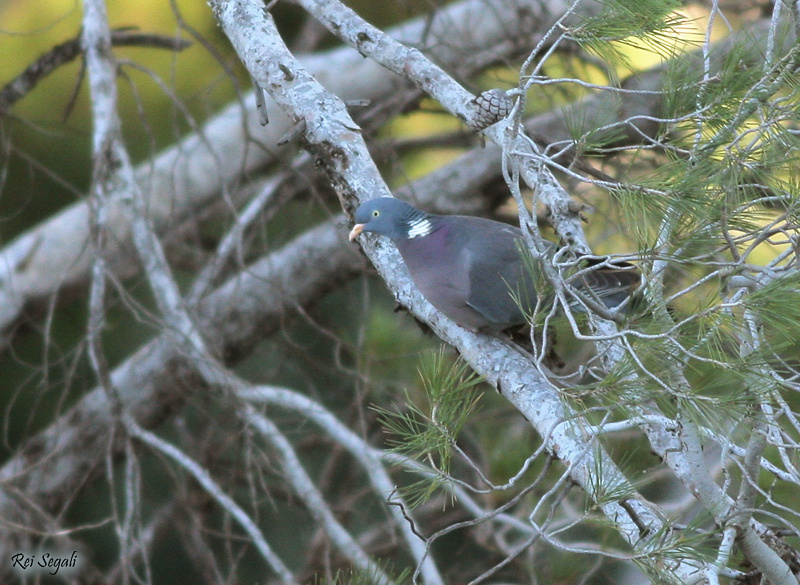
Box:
(633, 513, 717, 580)
(374, 347, 483, 507)
(513, 240, 553, 326)
(313, 563, 408, 585)
(745, 273, 800, 340)
(566, 0, 687, 70)
(587, 443, 639, 508)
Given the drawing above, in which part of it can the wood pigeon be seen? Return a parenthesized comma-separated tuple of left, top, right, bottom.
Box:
(349, 197, 640, 332)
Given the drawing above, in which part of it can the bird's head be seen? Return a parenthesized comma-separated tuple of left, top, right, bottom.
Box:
(349, 198, 432, 242)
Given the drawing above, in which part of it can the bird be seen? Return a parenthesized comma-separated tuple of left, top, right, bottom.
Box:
(348, 197, 640, 333)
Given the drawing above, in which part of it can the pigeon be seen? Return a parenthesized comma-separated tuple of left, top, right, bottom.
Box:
(349, 197, 639, 332)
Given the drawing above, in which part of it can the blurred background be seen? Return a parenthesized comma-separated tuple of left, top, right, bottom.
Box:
(0, 0, 793, 583)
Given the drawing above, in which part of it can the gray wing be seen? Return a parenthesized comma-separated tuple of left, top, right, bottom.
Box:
(458, 219, 539, 329)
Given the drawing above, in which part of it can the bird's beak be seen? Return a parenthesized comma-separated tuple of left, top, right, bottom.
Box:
(348, 224, 365, 242)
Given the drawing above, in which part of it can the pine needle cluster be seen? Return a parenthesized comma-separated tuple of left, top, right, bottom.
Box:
(375, 347, 483, 508)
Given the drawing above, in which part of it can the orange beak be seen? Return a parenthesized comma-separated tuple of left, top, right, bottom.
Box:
(348, 224, 365, 242)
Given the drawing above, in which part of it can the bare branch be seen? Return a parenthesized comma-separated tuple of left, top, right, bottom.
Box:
(0, 29, 191, 115)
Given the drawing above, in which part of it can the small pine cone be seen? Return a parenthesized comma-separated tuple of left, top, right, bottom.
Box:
(471, 89, 512, 131)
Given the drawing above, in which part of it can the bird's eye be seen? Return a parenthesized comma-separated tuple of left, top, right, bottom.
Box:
(372, 210, 380, 217)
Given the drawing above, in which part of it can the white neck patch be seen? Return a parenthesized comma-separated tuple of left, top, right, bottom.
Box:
(406, 218, 433, 239)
